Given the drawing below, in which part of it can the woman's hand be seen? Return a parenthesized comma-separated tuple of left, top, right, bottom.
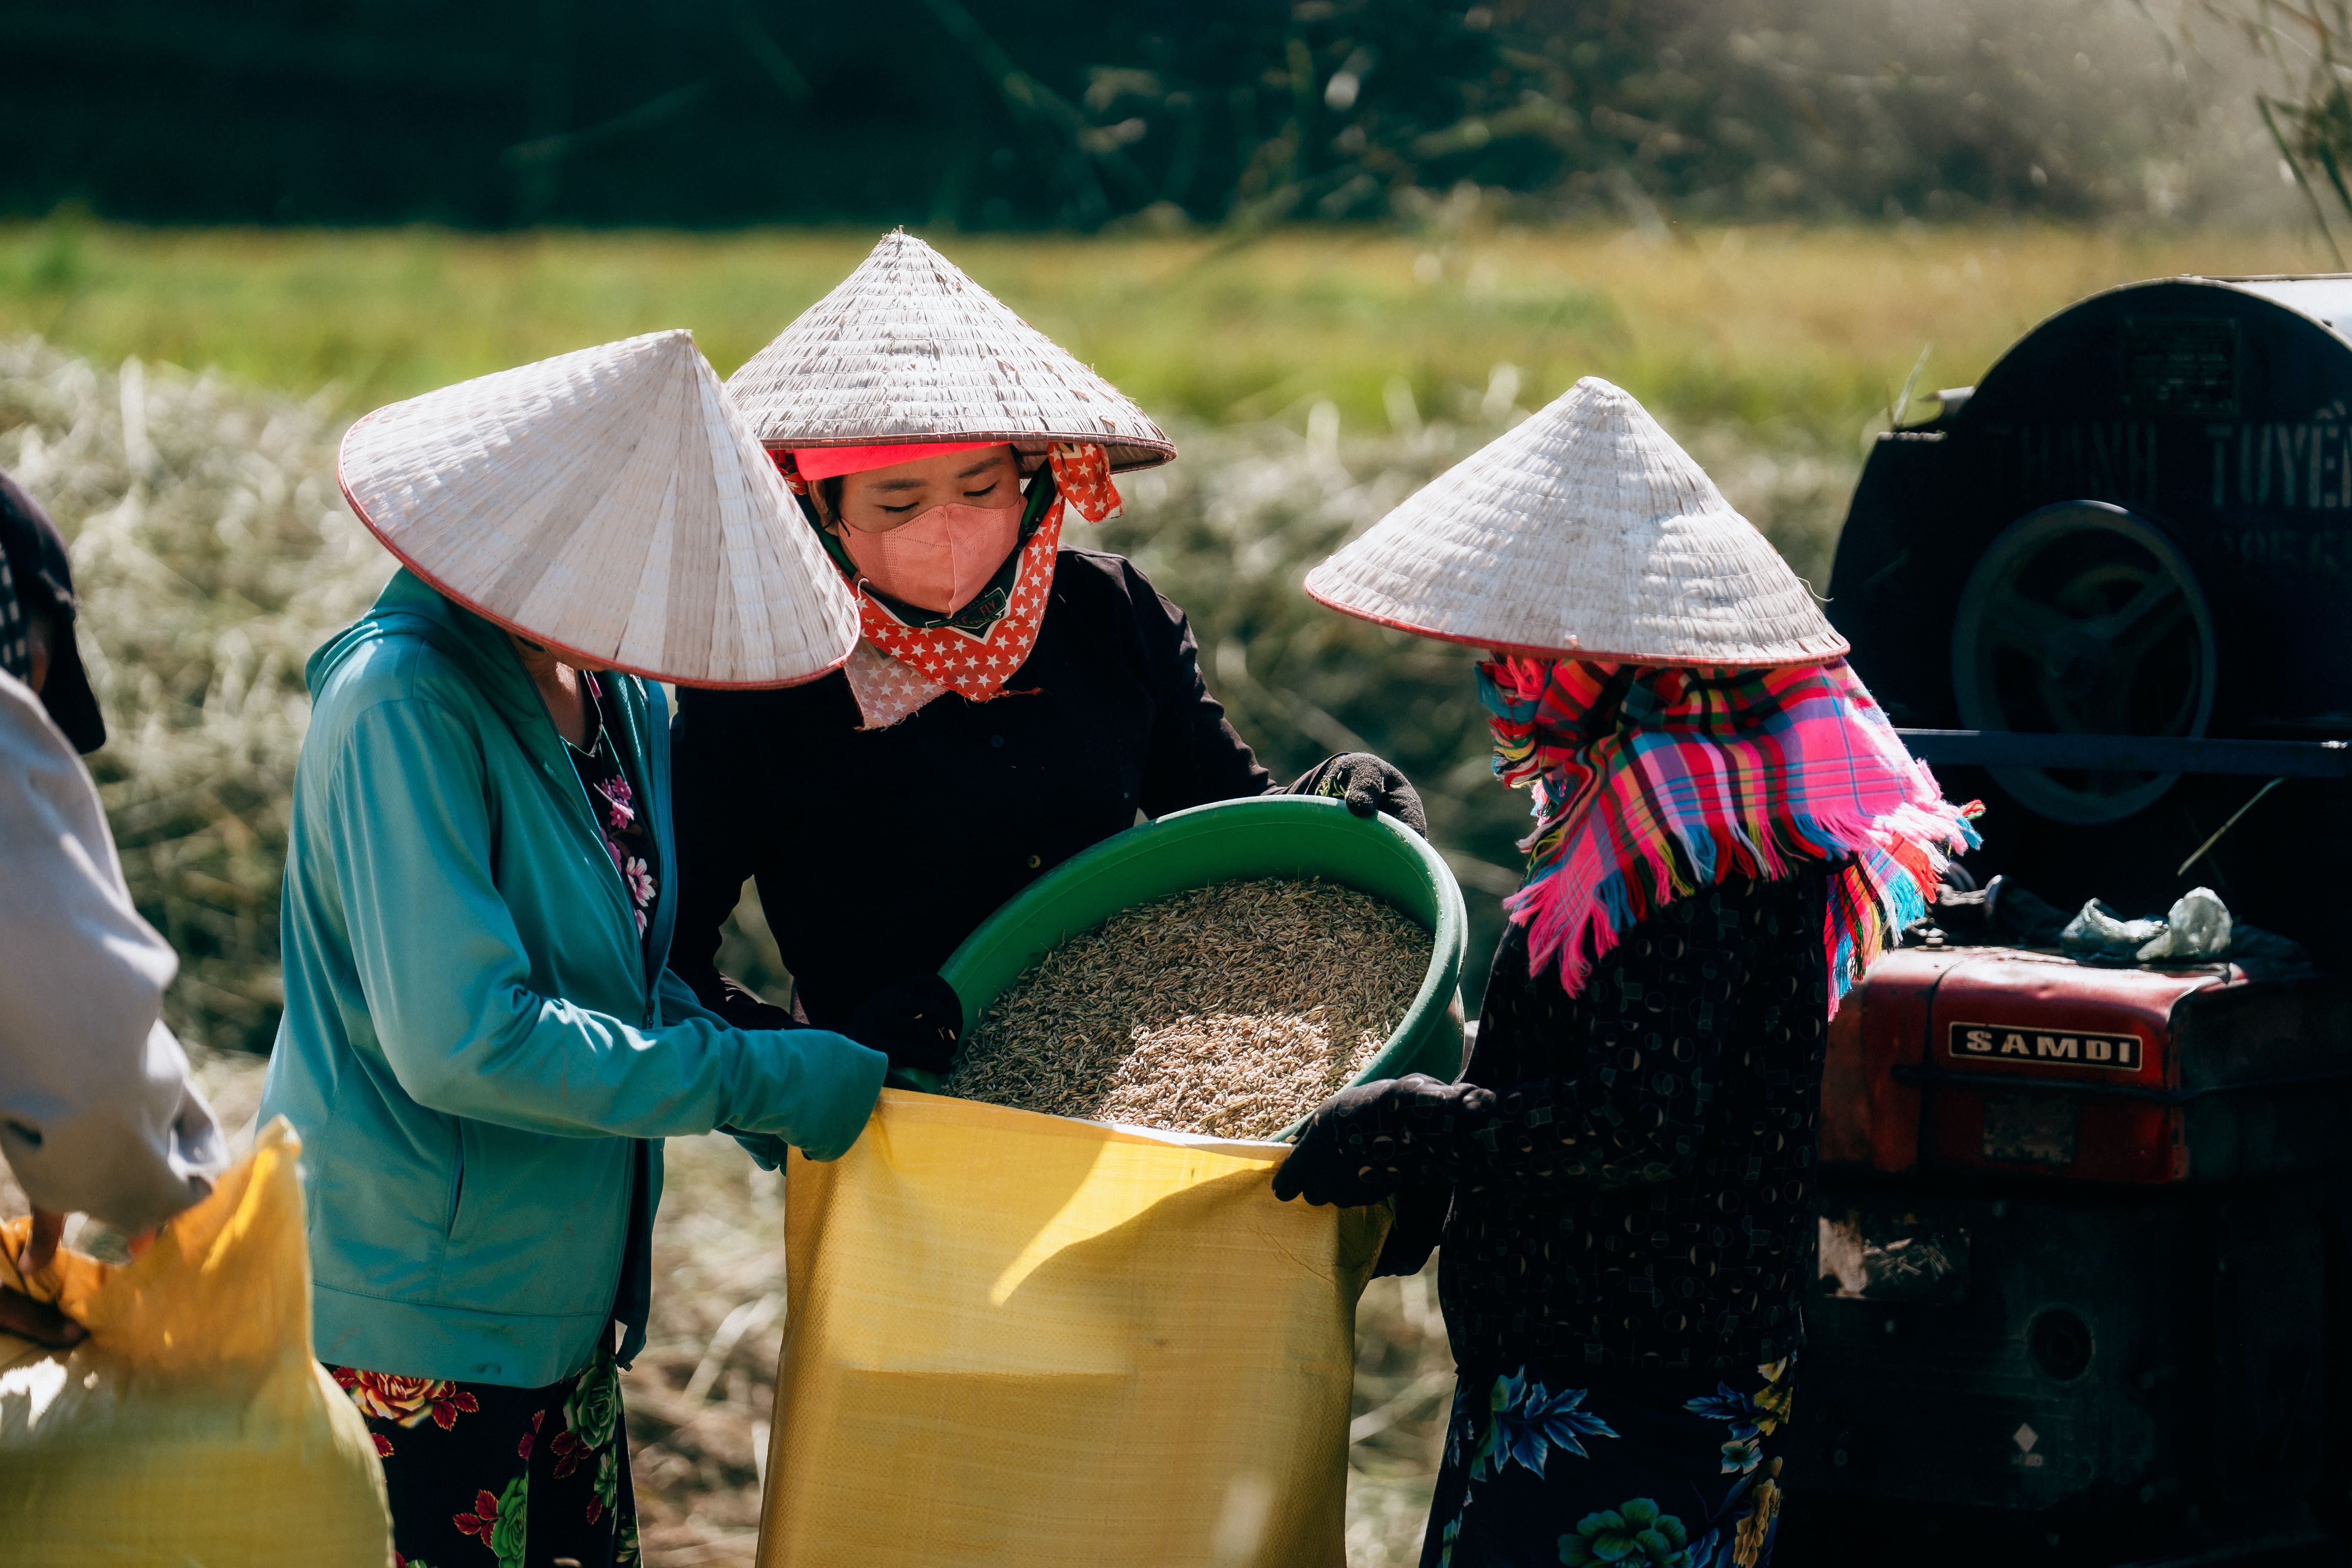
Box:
(1287, 753, 1427, 838)
(3, 1206, 86, 1349)
(0, 1285, 83, 1348)
(709, 978, 795, 1032)
(845, 975, 964, 1080)
(22, 1204, 65, 1273)
(1272, 1074, 1490, 1207)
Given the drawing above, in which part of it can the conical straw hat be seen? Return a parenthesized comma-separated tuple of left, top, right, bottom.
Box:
(1304, 377, 1847, 667)
(728, 229, 1177, 473)
(339, 330, 860, 688)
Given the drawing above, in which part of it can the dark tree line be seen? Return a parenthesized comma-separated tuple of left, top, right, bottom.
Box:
(0, 0, 2270, 228)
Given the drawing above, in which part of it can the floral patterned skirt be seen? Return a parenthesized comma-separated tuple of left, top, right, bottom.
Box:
(329, 1342, 638, 1568)
(1425, 1358, 1794, 1568)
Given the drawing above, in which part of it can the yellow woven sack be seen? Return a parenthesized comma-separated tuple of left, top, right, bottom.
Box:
(760, 1089, 1389, 1568)
(0, 1116, 394, 1567)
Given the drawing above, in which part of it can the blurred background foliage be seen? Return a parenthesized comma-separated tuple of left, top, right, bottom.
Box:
(2221, 0, 2352, 260)
(0, 1, 2304, 231)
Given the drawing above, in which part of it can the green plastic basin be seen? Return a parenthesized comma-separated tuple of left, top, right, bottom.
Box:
(930, 795, 1469, 1140)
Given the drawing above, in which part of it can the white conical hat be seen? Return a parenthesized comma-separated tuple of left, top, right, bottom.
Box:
(1304, 377, 1847, 667)
(728, 229, 1177, 473)
(339, 330, 860, 688)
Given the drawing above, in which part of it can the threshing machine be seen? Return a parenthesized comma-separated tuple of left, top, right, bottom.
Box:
(1779, 276, 2352, 1566)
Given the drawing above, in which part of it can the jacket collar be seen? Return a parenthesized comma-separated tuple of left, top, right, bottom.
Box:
(308, 569, 547, 732)
(311, 570, 679, 995)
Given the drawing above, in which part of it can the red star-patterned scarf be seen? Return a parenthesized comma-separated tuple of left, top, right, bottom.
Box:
(778, 442, 1123, 728)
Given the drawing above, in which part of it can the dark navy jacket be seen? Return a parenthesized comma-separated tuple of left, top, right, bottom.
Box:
(668, 548, 1272, 1029)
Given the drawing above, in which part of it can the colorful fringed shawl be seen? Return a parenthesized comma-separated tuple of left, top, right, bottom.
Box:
(1479, 656, 1980, 1014)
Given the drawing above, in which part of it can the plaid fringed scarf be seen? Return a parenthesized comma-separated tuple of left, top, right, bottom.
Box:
(1479, 657, 1981, 1015)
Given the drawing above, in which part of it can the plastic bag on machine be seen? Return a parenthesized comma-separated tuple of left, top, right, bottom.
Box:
(2134, 887, 2234, 963)
(2058, 887, 2236, 963)
(758, 1090, 1391, 1568)
(0, 1117, 395, 1567)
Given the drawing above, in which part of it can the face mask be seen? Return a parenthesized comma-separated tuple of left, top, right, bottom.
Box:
(837, 501, 1023, 614)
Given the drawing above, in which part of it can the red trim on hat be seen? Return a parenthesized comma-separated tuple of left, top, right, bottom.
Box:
(335, 415, 855, 691)
(1301, 579, 1849, 670)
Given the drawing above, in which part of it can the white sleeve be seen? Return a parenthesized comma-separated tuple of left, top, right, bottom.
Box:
(0, 672, 226, 1232)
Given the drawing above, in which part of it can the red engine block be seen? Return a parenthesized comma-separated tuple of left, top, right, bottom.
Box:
(1820, 946, 2351, 1185)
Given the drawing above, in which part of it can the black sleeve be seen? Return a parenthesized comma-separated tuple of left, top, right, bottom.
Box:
(1114, 557, 1273, 817)
(1459, 875, 1811, 1192)
(666, 690, 770, 1014)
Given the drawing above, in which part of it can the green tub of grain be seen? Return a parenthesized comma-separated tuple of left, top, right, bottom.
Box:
(927, 795, 1469, 1139)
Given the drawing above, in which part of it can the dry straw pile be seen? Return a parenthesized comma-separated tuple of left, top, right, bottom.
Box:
(949, 877, 1431, 1139)
(0, 338, 389, 1054)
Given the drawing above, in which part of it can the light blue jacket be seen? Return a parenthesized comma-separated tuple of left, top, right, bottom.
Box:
(260, 570, 884, 1387)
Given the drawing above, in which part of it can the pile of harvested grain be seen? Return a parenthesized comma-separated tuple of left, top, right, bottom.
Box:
(948, 877, 1432, 1139)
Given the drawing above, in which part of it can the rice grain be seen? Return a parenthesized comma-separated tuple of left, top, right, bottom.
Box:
(948, 877, 1431, 1139)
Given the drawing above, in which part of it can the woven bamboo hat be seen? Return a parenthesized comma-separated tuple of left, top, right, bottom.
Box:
(1304, 377, 1847, 667)
(728, 229, 1177, 473)
(339, 330, 860, 688)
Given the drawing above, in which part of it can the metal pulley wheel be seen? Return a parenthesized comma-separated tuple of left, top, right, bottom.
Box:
(1950, 501, 2217, 824)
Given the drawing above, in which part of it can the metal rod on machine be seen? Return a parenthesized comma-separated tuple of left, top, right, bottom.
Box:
(2177, 777, 2286, 877)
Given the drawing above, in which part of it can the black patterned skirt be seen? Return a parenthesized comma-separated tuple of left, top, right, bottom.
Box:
(328, 1342, 639, 1568)
(1423, 1357, 1794, 1568)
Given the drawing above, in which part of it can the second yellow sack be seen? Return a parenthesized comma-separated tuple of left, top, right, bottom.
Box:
(0, 1117, 394, 1567)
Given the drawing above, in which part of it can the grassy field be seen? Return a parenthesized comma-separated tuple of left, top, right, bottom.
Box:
(0, 218, 2324, 441)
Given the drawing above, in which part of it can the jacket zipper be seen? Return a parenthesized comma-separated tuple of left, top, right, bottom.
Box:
(445, 1128, 466, 1236)
(536, 684, 657, 1008)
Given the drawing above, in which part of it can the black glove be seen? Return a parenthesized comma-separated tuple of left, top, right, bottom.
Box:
(709, 977, 794, 1031)
(1372, 1181, 1450, 1278)
(843, 975, 964, 1080)
(1272, 1073, 1492, 1207)
(1288, 752, 1428, 838)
